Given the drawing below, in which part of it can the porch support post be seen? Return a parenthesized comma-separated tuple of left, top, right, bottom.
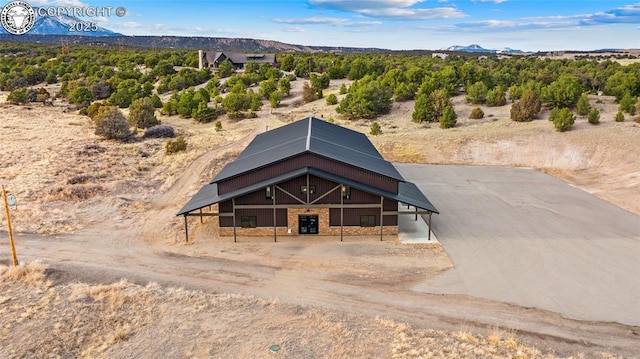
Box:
(340, 185, 344, 242)
(232, 198, 237, 243)
(428, 212, 432, 241)
(306, 174, 310, 204)
(380, 196, 384, 241)
(415, 206, 418, 221)
(199, 208, 203, 224)
(273, 186, 277, 243)
(184, 215, 189, 243)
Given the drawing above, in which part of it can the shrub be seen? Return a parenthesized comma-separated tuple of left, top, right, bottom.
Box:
(486, 86, 507, 107)
(339, 83, 347, 94)
(326, 93, 338, 105)
(91, 82, 112, 100)
(549, 107, 575, 132)
(150, 94, 163, 108)
(192, 102, 218, 123)
(166, 136, 187, 154)
(86, 101, 108, 120)
(128, 97, 160, 129)
(69, 86, 94, 106)
(469, 107, 484, 119)
(615, 111, 625, 122)
(465, 81, 488, 104)
(510, 91, 541, 122)
(269, 91, 282, 108)
(439, 106, 458, 129)
(94, 106, 131, 140)
(576, 93, 591, 116)
(35, 87, 50, 103)
(370, 121, 382, 135)
(302, 82, 317, 103)
(7, 88, 29, 104)
(215, 121, 222, 131)
(143, 125, 175, 139)
(587, 108, 600, 125)
(619, 92, 637, 115)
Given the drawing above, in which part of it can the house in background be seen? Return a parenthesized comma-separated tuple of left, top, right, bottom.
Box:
(177, 117, 438, 242)
(198, 50, 277, 70)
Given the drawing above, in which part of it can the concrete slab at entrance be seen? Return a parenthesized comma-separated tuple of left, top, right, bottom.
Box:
(397, 205, 439, 244)
(395, 163, 640, 327)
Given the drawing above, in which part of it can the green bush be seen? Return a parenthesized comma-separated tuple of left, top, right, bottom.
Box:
(86, 101, 108, 120)
(510, 91, 541, 122)
(486, 86, 507, 107)
(576, 93, 591, 116)
(326, 93, 338, 105)
(165, 136, 187, 154)
(587, 108, 600, 125)
(128, 97, 160, 128)
(619, 92, 637, 115)
(615, 111, 625, 122)
(439, 106, 458, 129)
(339, 83, 347, 95)
(94, 106, 131, 140)
(549, 107, 575, 132)
(69, 86, 94, 106)
(469, 107, 484, 119)
(192, 102, 218, 123)
(215, 121, 222, 131)
(7, 88, 30, 105)
(370, 121, 382, 135)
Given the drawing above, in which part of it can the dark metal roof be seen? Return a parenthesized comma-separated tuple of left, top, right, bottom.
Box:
(205, 51, 276, 66)
(212, 117, 404, 183)
(176, 167, 438, 216)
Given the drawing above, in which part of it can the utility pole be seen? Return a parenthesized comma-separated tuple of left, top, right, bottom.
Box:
(2, 184, 18, 267)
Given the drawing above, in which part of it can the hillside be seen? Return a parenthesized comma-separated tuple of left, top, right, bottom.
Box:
(0, 34, 387, 53)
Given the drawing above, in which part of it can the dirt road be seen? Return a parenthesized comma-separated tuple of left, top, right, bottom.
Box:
(5, 229, 639, 358)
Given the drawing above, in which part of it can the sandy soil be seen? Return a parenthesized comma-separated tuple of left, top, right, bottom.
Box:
(0, 77, 639, 357)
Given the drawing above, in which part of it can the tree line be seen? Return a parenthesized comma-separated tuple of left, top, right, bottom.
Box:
(2, 42, 639, 140)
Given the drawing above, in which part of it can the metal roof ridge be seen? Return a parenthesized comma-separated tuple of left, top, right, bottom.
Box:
(306, 116, 312, 151)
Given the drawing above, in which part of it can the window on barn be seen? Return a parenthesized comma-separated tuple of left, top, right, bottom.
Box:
(241, 216, 257, 228)
(265, 186, 273, 199)
(360, 215, 376, 227)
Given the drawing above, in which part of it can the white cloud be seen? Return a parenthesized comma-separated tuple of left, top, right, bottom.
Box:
(29, 0, 88, 7)
(308, 0, 467, 20)
(470, 0, 507, 3)
(273, 17, 382, 27)
(360, 7, 465, 19)
(309, 0, 426, 11)
(450, 3, 640, 32)
(280, 26, 306, 33)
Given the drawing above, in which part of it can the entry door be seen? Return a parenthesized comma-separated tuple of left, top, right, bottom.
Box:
(299, 215, 319, 234)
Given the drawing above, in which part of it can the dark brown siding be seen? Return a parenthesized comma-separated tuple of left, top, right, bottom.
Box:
(330, 198, 398, 226)
(220, 208, 287, 227)
(217, 153, 398, 194)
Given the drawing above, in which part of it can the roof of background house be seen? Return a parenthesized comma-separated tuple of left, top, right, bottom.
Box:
(204, 51, 276, 65)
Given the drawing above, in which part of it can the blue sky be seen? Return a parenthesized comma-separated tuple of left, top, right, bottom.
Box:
(24, 0, 640, 51)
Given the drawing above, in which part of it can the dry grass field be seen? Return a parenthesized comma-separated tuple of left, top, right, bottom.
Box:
(0, 75, 639, 358)
(0, 262, 625, 359)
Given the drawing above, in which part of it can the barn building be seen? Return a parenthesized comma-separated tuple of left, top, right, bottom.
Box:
(177, 117, 438, 241)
